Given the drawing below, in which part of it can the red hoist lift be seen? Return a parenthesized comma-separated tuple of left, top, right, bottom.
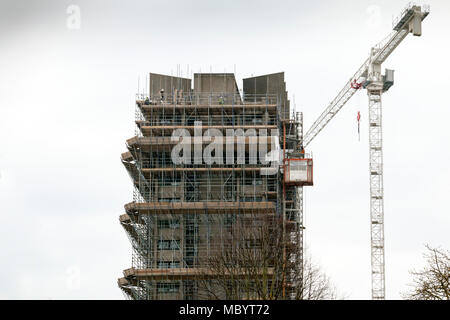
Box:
(283, 120, 313, 186)
(284, 157, 313, 186)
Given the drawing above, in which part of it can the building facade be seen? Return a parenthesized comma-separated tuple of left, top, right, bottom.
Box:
(118, 72, 311, 299)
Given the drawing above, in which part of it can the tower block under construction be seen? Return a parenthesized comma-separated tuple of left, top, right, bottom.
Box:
(118, 72, 313, 299)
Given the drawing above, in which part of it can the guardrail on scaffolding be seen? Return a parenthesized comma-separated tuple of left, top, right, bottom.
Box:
(135, 92, 279, 106)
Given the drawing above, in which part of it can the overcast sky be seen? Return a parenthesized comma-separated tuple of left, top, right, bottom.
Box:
(0, 0, 448, 299)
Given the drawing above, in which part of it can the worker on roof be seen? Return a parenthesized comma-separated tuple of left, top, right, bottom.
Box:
(160, 88, 165, 103)
(218, 95, 224, 105)
(300, 147, 305, 159)
(144, 96, 150, 105)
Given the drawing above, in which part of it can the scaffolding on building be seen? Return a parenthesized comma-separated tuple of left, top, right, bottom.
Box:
(118, 73, 311, 300)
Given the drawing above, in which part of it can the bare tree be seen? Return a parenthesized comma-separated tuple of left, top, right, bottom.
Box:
(297, 255, 337, 300)
(196, 213, 337, 300)
(402, 245, 450, 300)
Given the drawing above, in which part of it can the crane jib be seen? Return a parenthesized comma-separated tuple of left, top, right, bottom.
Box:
(303, 5, 429, 147)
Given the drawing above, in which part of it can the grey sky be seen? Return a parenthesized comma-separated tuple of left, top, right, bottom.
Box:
(0, 0, 448, 299)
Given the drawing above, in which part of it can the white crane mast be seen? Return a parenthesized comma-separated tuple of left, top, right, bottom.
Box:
(366, 67, 386, 300)
(302, 3, 429, 299)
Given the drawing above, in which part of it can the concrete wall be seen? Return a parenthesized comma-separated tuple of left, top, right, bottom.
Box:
(193, 73, 239, 94)
(149, 73, 192, 97)
(243, 72, 290, 119)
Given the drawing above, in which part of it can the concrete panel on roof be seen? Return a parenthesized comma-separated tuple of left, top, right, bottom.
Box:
(149, 73, 191, 96)
(243, 72, 284, 95)
(193, 73, 239, 94)
(243, 72, 290, 119)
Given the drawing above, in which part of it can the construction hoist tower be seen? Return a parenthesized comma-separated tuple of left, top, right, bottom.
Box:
(302, 4, 429, 299)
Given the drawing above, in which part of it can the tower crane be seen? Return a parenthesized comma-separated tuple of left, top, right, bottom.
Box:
(302, 4, 430, 299)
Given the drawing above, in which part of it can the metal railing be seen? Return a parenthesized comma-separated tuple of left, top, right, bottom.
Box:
(135, 114, 278, 127)
(135, 92, 278, 106)
(392, 2, 430, 30)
